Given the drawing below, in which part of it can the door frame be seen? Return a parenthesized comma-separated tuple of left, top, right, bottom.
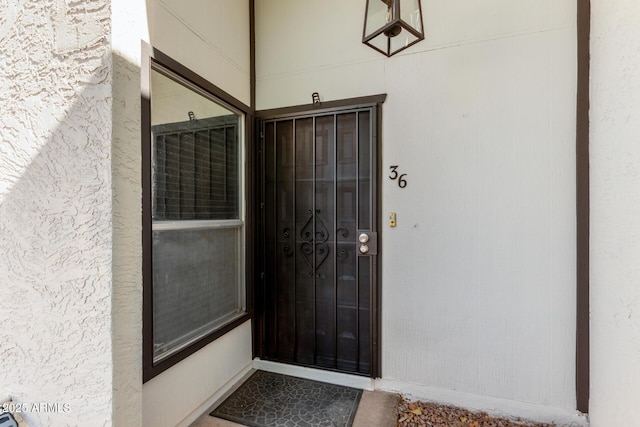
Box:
(253, 94, 386, 378)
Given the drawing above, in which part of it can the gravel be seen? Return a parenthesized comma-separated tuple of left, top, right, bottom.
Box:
(397, 398, 556, 427)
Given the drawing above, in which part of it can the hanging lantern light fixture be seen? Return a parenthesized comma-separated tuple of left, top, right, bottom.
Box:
(362, 0, 425, 57)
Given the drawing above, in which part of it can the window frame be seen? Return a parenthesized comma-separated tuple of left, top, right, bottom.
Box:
(142, 44, 253, 382)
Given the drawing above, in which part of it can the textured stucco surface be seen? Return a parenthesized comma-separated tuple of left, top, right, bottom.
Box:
(110, 1, 147, 425)
(0, 0, 114, 426)
(590, 1, 640, 425)
(111, 50, 143, 427)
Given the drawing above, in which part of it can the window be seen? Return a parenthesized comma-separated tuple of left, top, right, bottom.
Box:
(142, 49, 251, 380)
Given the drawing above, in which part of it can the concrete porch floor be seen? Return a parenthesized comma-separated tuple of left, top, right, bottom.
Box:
(190, 387, 400, 427)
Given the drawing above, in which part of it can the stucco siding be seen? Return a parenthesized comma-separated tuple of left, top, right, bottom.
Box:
(590, 0, 640, 425)
(1, 1, 254, 425)
(8, 0, 640, 425)
(0, 0, 114, 426)
(111, 0, 148, 424)
(256, 0, 578, 418)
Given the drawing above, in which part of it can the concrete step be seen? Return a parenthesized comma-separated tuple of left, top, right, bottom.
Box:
(352, 390, 401, 427)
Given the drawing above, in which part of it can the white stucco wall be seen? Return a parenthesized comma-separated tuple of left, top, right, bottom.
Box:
(111, 0, 148, 425)
(257, 0, 578, 420)
(0, 0, 114, 426)
(15, 1, 636, 425)
(0, 1, 252, 426)
(589, 1, 640, 425)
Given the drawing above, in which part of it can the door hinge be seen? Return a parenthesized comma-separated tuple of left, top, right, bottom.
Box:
(260, 272, 265, 280)
(260, 202, 265, 209)
(259, 131, 265, 139)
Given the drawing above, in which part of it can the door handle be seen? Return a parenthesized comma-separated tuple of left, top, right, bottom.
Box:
(357, 231, 377, 255)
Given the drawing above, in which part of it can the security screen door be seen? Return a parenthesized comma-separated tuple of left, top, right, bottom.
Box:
(260, 106, 378, 376)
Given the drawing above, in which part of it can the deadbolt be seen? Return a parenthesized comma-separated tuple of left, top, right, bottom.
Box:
(357, 230, 377, 255)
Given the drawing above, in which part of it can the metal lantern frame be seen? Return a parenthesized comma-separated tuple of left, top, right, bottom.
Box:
(362, 0, 425, 57)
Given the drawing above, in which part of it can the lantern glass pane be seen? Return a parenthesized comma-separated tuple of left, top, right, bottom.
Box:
(366, 31, 390, 55)
(389, 28, 419, 55)
(365, 0, 392, 39)
(400, 0, 422, 33)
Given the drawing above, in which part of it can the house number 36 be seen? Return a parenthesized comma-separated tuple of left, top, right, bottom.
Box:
(389, 165, 407, 188)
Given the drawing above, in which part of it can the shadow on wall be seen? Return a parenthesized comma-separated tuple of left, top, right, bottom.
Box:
(0, 44, 143, 425)
(111, 52, 145, 427)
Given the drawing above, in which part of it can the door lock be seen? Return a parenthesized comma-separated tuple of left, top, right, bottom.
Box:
(357, 231, 377, 255)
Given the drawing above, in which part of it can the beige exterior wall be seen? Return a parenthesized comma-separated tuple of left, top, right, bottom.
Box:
(142, 322, 252, 427)
(0, 0, 114, 425)
(1, 1, 252, 426)
(111, 0, 147, 424)
(146, 0, 251, 107)
(590, 0, 640, 425)
(257, 1, 579, 422)
(5, 1, 640, 425)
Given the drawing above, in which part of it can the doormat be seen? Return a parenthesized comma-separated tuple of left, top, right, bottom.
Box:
(211, 370, 362, 427)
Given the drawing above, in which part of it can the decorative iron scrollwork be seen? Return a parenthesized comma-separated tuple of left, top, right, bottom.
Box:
(300, 241, 315, 275)
(314, 243, 329, 277)
(282, 227, 294, 257)
(299, 210, 311, 242)
(299, 209, 332, 277)
(337, 227, 349, 238)
(315, 215, 329, 243)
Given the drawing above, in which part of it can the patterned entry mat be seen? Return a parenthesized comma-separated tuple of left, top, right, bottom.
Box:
(211, 370, 362, 427)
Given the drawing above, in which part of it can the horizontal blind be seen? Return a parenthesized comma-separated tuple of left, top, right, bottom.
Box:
(152, 116, 239, 221)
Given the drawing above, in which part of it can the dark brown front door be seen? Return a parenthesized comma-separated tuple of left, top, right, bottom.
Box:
(259, 106, 378, 376)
